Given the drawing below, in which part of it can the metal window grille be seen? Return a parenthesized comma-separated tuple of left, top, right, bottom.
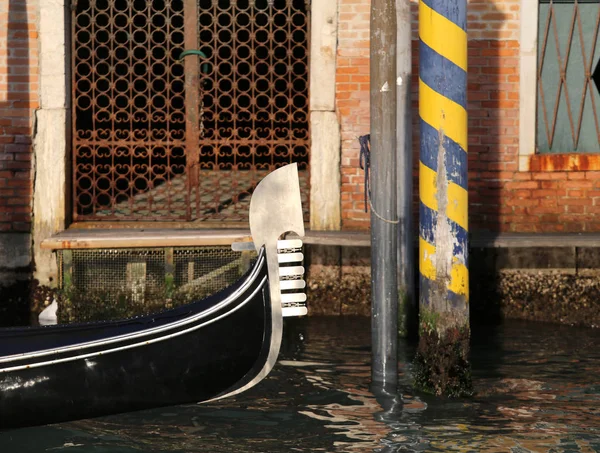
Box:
(72, 0, 310, 222)
(537, 0, 600, 154)
(56, 247, 257, 323)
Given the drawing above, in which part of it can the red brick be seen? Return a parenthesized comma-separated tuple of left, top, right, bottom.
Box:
(532, 172, 569, 181)
(531, 189, 567, 198)
(504, 181, 539, 190)
(558, 198, 593, 206)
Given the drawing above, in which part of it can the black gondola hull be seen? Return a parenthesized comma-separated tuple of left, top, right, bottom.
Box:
(0, 252, 272, 430)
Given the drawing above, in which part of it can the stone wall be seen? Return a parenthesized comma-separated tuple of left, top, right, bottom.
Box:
(306, 243, 600, 327)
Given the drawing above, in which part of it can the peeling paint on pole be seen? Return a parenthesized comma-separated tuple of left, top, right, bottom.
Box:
(414, 0, 472, 397)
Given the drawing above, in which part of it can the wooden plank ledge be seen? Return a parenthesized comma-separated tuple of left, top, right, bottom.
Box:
(303, 231, 371, 247)
(40, 229, 254, 250)
(41, 229, 374, 250)
(303, 232, 600, 248)
(40, 229, 600, 251)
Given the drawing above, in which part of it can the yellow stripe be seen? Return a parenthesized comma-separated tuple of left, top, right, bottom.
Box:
(419, 79, 468, 152)
(419, 161, 438, 212)
(419, 237, 436, 281)
(447, 182, 468, 232)
(450, 258, 469, 298)
(419, 237, 470, 299)
(419, 162, 469, 231)
(419, 0, 467, 71)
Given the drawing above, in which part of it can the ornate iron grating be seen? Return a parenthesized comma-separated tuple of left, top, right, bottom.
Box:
(72, 0, 311, 222)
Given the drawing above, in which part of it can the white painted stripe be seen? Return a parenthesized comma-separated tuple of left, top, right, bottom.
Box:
(0, 277, 268, 373)
(282, 306, 308, 317)
(277, 252, 303, 263)
(279, 266, 304, 277)
(231, 239, 303, 252)
(281, 293, 307, 303)
(278, 360, 329, 367)
(0, 253, 267, 364)
(231, 241, 255, 252)
(280, 280, 306, 290)
(277, 239, 303, 250)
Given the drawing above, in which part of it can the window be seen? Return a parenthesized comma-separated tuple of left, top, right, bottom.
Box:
(537, 0, 600, 154)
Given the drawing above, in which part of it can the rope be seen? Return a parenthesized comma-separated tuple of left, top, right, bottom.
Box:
(358, 134, 400, 225)
(358, 134, 371, 212)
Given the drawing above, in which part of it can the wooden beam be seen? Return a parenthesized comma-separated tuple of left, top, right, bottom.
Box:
(41, 229, 253, 250)
(42, 228, 600, 251)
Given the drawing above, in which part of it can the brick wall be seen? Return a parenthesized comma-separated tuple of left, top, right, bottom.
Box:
(337, 0, 600, 233)
(0, 0, 596, 235)
(338, 0, 371, 229)
(0, 0, 37, 233)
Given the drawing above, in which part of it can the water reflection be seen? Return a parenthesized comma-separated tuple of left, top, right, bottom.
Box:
(0, 317, 599, 452)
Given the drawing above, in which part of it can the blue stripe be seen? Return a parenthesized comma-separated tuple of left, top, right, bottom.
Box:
(419, 119, 468, 190)
(420, 201, 436, 245)
(421, 0, 467, 31)
(419, 275, 468, 310)
(419, 41, 467, 109)
(420, 202, 469, 261)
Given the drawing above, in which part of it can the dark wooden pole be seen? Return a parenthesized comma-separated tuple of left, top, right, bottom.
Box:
(395, 0, 416, 339)
(370, 0, 398, 389)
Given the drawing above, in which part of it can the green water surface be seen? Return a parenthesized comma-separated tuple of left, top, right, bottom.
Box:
(1, 317, 599, 452)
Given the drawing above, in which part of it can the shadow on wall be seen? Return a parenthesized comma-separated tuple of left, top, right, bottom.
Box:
(0, 0, 35, 326)
(1, 0, 33, 230)
(408, 0, 511, 232)
(466, 3, 514, 234)
(464, 2, 512, 324)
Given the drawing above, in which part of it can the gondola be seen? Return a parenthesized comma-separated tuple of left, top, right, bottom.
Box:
(0, 164, 307, 430)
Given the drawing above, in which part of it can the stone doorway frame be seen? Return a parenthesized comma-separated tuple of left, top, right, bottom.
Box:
(518, 0, 538, 171)
(33, 0, 342, 285)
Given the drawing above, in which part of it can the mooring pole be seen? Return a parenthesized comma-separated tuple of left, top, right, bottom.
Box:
(415, 0, 472, 396)
(370, 0, 398, 389)
(395, 0, 415, 339)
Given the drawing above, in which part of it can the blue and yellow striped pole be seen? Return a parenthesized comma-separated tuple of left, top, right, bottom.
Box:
(415, 0, 472, 396)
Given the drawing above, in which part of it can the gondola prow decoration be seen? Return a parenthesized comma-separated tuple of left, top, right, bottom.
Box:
(0, 164, 306, 430)
(249, 163, 306, 318)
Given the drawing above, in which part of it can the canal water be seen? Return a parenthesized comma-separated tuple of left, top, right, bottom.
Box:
(1, 317, 599, 452)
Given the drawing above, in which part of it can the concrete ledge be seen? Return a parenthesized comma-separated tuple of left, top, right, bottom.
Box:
(470, 232, 600, 248)
(308, 231, 600, 249)
(470, 247, 577, 273)
(305, 238, 600, 325)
